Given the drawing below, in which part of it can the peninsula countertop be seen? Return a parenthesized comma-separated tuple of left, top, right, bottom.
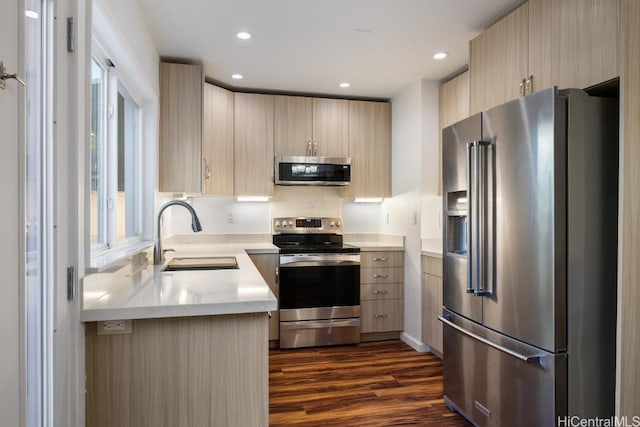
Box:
(81, 243, 278, 322)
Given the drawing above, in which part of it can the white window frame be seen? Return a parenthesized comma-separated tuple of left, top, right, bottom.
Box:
(90, 41, 143, 256)
(89, 3, 155, 267)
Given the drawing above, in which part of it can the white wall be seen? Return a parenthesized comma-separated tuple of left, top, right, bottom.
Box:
(270, 186, 342, 219)
(168, 197, 271, 235)
(342, 201, 383, 233)
(93, 0, 159, 96)
(375, 79, 440, 350)
(166, 187, 344, 235)
(421, 78, 444, 242)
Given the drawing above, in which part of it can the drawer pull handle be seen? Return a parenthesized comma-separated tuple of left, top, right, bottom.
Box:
(372, 290, 388, 295)
(373, 274, 389, 279)
(373, 257, 388, 262)
(374, 314, 389, 319)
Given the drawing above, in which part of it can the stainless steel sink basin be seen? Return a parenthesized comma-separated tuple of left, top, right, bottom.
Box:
(162, 256, 238, 272)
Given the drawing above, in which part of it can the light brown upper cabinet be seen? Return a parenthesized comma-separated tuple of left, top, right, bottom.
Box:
(438, 71, 469, 194)
(469, 2, 529, 115)
(274, 96, 349, 158)
(202, 83, 234, 196)
(312, 98, 349, 157)
(159, 62, 203, 193)
(274, 96, 313, 156)
(344, 100, 391, 198)
(528, 0, 620, 92)
(439, 72, 470, 130)
(234, 93, 275, 197)
(470, 0, 621, 114)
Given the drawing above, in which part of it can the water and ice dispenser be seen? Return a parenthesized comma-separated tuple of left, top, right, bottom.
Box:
(446, 191, 467, 256)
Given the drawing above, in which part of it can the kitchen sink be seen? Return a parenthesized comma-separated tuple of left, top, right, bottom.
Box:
(162, 256, 239, 272)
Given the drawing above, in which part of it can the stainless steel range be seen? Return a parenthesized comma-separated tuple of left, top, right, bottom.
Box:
(273, 217, 361, 349)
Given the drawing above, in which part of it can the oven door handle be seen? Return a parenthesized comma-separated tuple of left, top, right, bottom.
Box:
(280, 318, 361, 329)
(279, 254, 361, 266)
(280, 260, 360, 268)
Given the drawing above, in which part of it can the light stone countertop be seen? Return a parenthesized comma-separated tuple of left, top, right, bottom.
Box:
(344, 234, 405, 252)
(81, 243, 278, 322)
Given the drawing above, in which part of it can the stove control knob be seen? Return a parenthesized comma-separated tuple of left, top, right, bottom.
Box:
(329, 221, 336, 228)
(275, 221, 281, 228)
(288, 221, 294, 227)
(336, 221, 341, 228)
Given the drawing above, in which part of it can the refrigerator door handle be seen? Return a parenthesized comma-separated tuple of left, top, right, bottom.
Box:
(475, 141, 493, 296)
(438, 315, 546, 364)
(466, 141, 475, 294)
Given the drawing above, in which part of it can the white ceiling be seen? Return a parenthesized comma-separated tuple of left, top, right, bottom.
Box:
(137, 0, 525, 99)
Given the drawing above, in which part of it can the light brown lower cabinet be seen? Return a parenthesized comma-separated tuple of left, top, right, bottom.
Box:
(422, 255, 443, 356)
(360, 250, 404, 336)
(85, 313, 268, 427)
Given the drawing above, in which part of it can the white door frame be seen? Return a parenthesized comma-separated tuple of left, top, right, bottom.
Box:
(51, 0, 88, 426)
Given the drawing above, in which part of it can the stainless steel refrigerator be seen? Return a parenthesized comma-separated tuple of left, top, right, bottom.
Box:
(440, 87, 618, 426)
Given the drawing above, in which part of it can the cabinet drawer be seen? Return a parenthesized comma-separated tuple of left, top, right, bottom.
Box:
(361, 299, 403, 333)
(361, 283, 403, 301)
(360, 251, 403, 268)
(421, 256, 443, 277)
(360, 267, 403, 284)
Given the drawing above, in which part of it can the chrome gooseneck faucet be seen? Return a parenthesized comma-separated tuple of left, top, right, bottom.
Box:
(154, 200, 202, 264)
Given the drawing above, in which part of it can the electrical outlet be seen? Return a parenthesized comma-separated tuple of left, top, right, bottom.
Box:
(226, 212, 234, 223)
(97, 319, 132, 335)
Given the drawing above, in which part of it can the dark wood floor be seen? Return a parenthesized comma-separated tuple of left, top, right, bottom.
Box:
(269, 340, 472, 426)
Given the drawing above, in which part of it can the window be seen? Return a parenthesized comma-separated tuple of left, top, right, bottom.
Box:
(90, 51, 143, 254)
(90, 0, 157, 264)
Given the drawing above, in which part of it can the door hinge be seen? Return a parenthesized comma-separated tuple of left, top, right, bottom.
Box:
(67, 266, 76, 301)
(67, 17, 75, 52)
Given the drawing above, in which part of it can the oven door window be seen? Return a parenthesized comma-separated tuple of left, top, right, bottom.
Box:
(279, 264, 360, 309)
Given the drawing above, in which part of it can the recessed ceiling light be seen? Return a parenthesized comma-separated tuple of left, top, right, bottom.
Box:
(433, 52, 448, 60)
(25, 10, 39, 19)
(339, 82, 351, 88)
(236, 31, 252, 40)
(232, 74, 243, 80)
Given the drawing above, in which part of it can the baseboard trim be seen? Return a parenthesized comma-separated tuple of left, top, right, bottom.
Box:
(400, 332, 430, 352)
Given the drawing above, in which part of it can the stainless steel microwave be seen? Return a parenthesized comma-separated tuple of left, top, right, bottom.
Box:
(275, 156, 351, 186)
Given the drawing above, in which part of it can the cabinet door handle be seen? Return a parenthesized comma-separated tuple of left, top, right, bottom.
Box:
(525, 75, 533, 95)
(519, 79, 525, 97)
(374, 314, 389, 319)
(372, 290, 388, 295)
(373, 274, 389, 279)
(275, 267, 279, 284)
(203, 158, 211, 181)
(373, 257, 388, 262)
(313, 141, 317, 156)
(307, 141, 312, 156)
